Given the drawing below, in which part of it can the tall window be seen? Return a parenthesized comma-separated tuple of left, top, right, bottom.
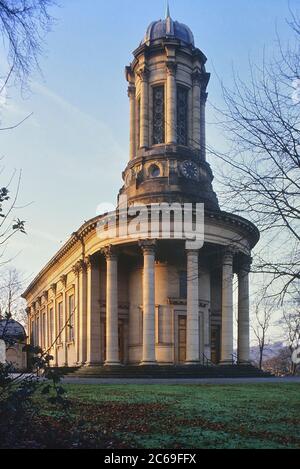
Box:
(42, 312, 46, 349)
(57, 301, 63, 345)
(137, 97, 141, 149)
(49, 307, 54, 346)
(177, 86, 188, 145)
(68, 294, 75, 342)
(153, 86, 165, 144)
(36, 316, 39, 346)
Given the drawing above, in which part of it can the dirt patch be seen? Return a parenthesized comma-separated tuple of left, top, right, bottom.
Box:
(73, 400, 169, 434)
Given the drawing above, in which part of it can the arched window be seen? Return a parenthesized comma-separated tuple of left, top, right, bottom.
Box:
(177, 86, 188, 145)
(153, 86, 165, 144)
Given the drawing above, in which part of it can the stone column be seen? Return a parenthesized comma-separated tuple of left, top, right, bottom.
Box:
(138, 68, 149, 149)
(200, 91, 207, 161)
(50, 283, 58, 366)
(72, 265, 80, 365)
(221, 250, 234, 364)
(60, 275, 68, 367)
(103, 246, 120, 366)
(26, 309, 31, 345)
(46, 307, 49, 351)
(37, 299, 42, 347)
(78, 260, 88, 365)
(166, 62, 177, 144)
(139, 240, 157, 365)
(192, 70, 201, 150)
(128, 84, 136, 160)
(186, 249, 200, 364)
(238, 257, 252, 364)
(203, 306, 211, 360)
(26, 307, 31, 347)
(44, 291, 49, 350)
(86, 255, 101, 366)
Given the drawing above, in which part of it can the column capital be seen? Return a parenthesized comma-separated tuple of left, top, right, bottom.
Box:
(238, 256, 252, 274)
(125, 65, 134, 83)
(200, 91, 208, 104)
(42, 290, 48, 302)
(166, 61, 177, 76)
(60, 274, 67, 288)
(72, 259, 87, 276)
(186, 248, 200, 256)
(192, 69, 202, 85)
(223, 248, 236, 264)
(127, 84, 136, 98)
(137, 67, 149, 82)
(139, 239, 156, 255)
(50, 283, 57, 295)
(85, 255, 98, 269)
(102, 244, 118, 260)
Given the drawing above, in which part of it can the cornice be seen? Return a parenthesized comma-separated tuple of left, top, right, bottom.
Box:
(206, 210, 260, 248)
(22, 209, 259, 299)
(22, 214, 106, 299)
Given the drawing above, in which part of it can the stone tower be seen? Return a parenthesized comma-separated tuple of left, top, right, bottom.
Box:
(120, 8, 219, 210)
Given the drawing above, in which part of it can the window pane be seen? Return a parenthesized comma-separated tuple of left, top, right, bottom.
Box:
(42, 313, 46, 349)
(58, 302, 63, 344)
(153, 86, 165, 144)
(49, 308, 54, 346)
(68, 295, 75, 341)
(177, 86, 188, 145)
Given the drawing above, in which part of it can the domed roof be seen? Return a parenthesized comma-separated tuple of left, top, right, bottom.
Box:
(142, 8, 194, 46)
(0, 319, 26, 341)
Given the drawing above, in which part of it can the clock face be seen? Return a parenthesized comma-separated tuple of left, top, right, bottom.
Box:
(180, 161, 199, 180)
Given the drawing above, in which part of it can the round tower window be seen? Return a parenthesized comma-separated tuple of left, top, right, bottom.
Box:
(149, 164, 161, 178)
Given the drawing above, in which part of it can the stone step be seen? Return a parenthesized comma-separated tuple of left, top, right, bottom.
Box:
(64, 365, 272, 379)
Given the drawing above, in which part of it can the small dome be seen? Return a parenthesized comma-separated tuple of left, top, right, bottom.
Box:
(0, 319, 26, 342)
(142, 14, 195, 46)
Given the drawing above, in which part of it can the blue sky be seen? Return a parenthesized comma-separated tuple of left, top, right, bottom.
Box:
(0, 0, 298, 280)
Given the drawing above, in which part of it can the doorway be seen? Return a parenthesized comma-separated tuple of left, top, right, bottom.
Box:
(103, 318, 126, 364)
(178, 315, 187, 363)
(118, 321, 125, 364)
(211, 325, 221, 364)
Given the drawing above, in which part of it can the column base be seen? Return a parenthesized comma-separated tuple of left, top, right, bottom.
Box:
(220, 360, 234, 366)
(105, 361, 121, 367)
(185, 360, 201, 365)
(84, 362, 103, 367)
(140, 361, 158, 366)
(238, 360, 252, 366)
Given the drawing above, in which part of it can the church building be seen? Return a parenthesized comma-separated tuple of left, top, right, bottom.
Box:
(23, 10, 259, 369)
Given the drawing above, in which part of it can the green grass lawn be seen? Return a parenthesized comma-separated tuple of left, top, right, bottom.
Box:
(37, 383, 300, 449)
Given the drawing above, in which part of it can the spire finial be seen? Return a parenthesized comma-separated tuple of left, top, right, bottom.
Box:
(166, 1, 171, 19)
